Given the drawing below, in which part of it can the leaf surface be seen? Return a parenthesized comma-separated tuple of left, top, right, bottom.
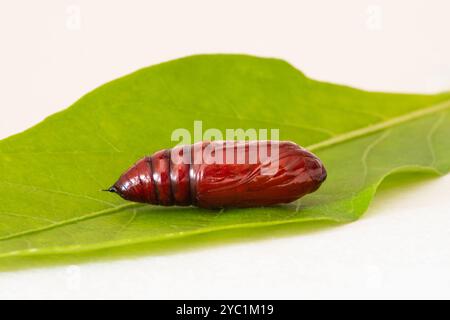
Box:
(0, 55, 449, 269)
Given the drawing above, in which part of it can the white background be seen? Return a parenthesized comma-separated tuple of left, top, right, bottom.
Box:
(0, 0, 449, 299)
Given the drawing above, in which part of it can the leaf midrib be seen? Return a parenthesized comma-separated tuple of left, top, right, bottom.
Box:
(308, 98, 450, 151)
(1, 98, 449, 243)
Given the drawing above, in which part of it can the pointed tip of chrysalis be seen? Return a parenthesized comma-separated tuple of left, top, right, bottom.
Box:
(103, 186, 118, 193)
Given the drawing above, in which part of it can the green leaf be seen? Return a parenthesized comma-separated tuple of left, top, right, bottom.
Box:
(0, 54, 449, 270)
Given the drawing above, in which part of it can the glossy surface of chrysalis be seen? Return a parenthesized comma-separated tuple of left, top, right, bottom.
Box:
(107, 141, 326, 209)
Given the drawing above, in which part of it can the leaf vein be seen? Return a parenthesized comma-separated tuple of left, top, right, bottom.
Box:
(0, 203, 143, 242)
(426, 112, 446, 167)
(307, 99, 450, 151)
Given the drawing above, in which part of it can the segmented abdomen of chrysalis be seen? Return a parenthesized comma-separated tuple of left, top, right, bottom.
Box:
(109, 141, 326, 209)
